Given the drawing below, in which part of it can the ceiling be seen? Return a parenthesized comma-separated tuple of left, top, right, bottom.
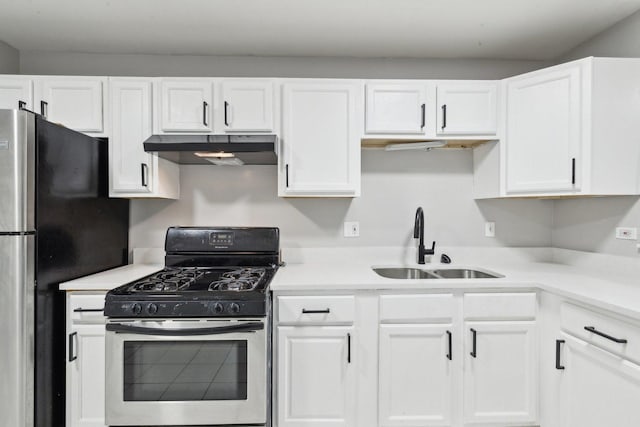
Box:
(1, 0, 640, 60)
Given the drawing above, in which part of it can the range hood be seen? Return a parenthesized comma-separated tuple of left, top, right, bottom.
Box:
(143, 134, 278, 165)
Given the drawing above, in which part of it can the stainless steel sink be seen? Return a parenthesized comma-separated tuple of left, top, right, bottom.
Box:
(372, 267, 503, 280)
(430, 268, 502, 279)
(373, 267, 439, 280)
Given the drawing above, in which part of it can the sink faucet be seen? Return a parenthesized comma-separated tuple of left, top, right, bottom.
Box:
(414, 207, 435, 264)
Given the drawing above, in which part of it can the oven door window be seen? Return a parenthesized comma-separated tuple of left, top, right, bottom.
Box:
(123, 340, 248, 401)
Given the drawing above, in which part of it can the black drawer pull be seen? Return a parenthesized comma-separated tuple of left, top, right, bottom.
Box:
(347, 333, 351, 364)
(584, 326, 628, 344)
(446, 330, 452, 361)
(302, 308, 330, 314)
(555, 339, 565, 370)
(470, 328, 477, 358)
(73, 307, 104, 313)
(68, 332, 77, 362)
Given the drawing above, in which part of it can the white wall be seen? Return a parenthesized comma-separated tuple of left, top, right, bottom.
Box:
(551, 10, 640, 257)
(18, 50, 547, 79)
(130, 149, 553, 250)
(0, 41, 19, 74)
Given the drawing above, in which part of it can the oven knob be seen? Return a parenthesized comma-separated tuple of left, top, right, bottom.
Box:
(229, 303, 240, 314)
(147, 303, 158, 315)
(213, 303, 224, 314)
(132, 303, 142, 315)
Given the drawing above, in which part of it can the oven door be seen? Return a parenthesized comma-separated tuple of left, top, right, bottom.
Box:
(105, 318, 267, 426)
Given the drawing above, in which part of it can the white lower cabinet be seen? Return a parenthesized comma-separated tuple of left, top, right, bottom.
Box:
(462, 321, 537, 425)
(66, 293, 107, 427)
(379, 324, 454, 427)
(277, 326, 356, 427)
(558, 333, 640, 427)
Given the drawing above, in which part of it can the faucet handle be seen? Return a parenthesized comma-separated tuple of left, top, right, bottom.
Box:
(426, 241, 436, 255)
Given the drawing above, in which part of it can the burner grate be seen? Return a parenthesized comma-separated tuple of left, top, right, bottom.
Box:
(208, 268, 266, 292)
(128, 268, 204, 292)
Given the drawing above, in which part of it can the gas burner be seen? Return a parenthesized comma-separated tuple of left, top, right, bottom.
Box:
(127, 268, 204, 292)
(208, 268, 266, 292)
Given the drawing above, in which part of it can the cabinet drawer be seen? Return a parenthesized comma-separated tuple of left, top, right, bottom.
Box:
(277, 296, 355, 324)
(68, 294, 106, 324)
(380, 294, 455, 323)
(464, 292, 536, 320)
(561, 302, 640, 364)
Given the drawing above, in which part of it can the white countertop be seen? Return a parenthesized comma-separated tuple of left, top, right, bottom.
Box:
(59, 246, 640, 320)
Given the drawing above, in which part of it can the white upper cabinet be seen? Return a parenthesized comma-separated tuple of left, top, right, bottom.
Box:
(365, 83, 427, 134)
(109, 78, 179, 199)
(504, 65, 581, 194)
(280, 80, 362, 197)
(0, 75, 33, 110)
(475, 57, 640, 198)
(34, 76, 106, 134)
(436, 82, 497, 136)
(155, 78, 213, 133)
(220, 79, 274, 132)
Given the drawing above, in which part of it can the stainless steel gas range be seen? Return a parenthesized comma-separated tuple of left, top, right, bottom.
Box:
(104, 227, 280, 427)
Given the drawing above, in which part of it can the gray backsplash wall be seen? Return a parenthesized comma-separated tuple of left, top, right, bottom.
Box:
(551, 9, 640, 257)
(0, 40, 19, 74)
(130, 149, 553, 250)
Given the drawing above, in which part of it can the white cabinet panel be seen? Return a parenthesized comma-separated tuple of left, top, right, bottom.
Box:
(379, 324, 453, 427)
(366, 83, 426, 134)
(505, 65, 581, 194)
(0, 76, 33, 110)
(277, 326, 356, 427)
(35, 77, 105, 133)
(158, 79, 213, 132)
(463, 321, 537, 425)
(559, 333, 640, 427)
(436, 83, 497, 135)
(281, 81, 361, 197)
(221, 79, 274, 132)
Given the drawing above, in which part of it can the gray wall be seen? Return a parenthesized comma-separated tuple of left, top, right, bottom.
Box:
(551, 10, 640, 257)
(130, 150, 553, 250)
(18, 50, 546, 79)
(0, 41, 19, 74)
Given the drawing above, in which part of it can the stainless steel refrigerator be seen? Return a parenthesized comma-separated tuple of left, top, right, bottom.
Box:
(0, 109, 129, 427)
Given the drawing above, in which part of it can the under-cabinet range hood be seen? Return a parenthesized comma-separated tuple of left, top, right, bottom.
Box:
(143, 134, 278, 165)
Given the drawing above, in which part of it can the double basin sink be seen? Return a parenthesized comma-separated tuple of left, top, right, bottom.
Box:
(373, 267, 503, 280)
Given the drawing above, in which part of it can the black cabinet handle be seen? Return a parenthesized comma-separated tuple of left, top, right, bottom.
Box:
(571, 158, 576, 185)
(446, 330, 452, 361)
(203, 101, 209, 127)
(302, 308, 330, 314)
(68, 332, 77, 362)
(555, 339, 565, 370)
(441, 104, 447, 130)
(18, 100, 26, 110)
(420, 103, 426, 129)
(224, 101, 230, 126)
(141, 163, 148, 187)
(73, 307, 104, 313)
(285, 164, 289, 188)
(347, 333, 351, 364)
(40, 100, 48, 118)
(470, 328, 477, 358)
(584, 326, 628, 344)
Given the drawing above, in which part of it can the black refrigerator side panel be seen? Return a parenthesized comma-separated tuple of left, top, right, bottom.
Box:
(34, 117, 129, 427)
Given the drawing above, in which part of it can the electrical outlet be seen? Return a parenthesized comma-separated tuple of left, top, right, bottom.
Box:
(616, 227, 637, 240)
(344, 221, 360, 238)
(485, 221, 496, 238)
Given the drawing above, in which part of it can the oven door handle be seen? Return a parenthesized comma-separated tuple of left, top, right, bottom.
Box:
(105, 322, 264, 336)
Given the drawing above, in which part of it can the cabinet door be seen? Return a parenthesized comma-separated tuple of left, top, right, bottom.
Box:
(109, 78, 155, 195)
(436, 83, 497, 135)
(277, 326, 356, 427)
(505, 65, 582, 194)
(67, 324, 106, 427)
(463, 321, 537, 425)
(221, 79, 274, 132)
(0, 76, 33, 110)
(281, 81, 361, 197)
(158, 79, 213, 132)
(366, 83, 426, 134)
(559, 334, 640, 427)
(35, 77, 105, 133)
(379, 324, 454, 427)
